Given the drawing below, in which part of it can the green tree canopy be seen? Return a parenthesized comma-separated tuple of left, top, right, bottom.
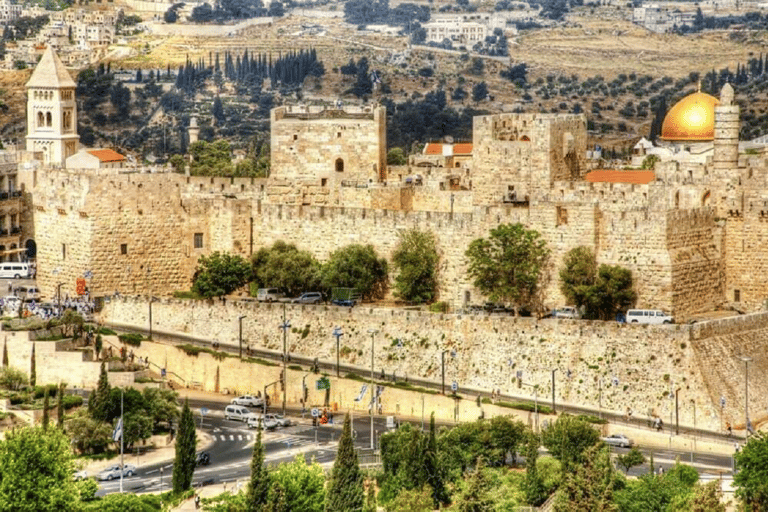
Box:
(247, 426, 269, 509)
(326, 414, 364, 511)
(614, 462, 699, 512)
(251, 241, 322, 297)
(541, 414, 601, 469)
(321, 244, 388, 301)
(387, 147, 407, 165)
(189, 139, 234, 176)
(559, 246, 596, 306)
(734, 430, 768, 509)
(392, 229, 439, 304)
(465, 223, 550, 312)
(267, 455, 325, 511)
(0, 426, 79, 511)
(172, 400, 196, 493)
(554, 444, 619, 512)
(192, 251, 252, 298)
(583, 264, 637, 321)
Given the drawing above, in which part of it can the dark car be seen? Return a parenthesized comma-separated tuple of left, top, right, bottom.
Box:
(332, 298, 357, 307)
(292, 292, 324, 304)
(196, 452, 210, 466)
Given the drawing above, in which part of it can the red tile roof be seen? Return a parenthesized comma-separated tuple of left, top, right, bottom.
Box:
(453, 143, 473, 155)
(87, 149, 125, 163)
(424, 143, 443, 155)
(585, 170, 655, 184)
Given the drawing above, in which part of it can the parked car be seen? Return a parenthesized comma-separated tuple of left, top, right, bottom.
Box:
(601, 434, 634, 448)
(554, 306, 580, 319)
(256, 288, 284, 303)
(73, 469, 88, 481)
(231, 395, 264, 407)
(626, 309, 674, 325)
(196, 452, 211, 466)
(292, 292, 323, 304)
(97, 464, 136, 481)
(265, 413, 291, 427)
(331, 298, 357, 307)
(224, 405, 259, 422)
(248, 415, 278, 430)
(14, 286, 40, 302)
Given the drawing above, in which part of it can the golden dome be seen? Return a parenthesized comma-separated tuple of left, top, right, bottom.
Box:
(660, 91, 719, 141)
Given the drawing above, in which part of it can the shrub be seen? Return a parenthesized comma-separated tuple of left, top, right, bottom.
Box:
(118, 333, 143, 347)
(33, 384, 58, 399)
(98, 327, 117, 336)
(62, 395, 84, 410)
(429, 301, 449, 313)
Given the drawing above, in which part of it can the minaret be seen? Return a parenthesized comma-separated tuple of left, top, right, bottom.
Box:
(25, 46, 79, 167)
(188, 116, 199, 145)
(713, 82, 739, 174)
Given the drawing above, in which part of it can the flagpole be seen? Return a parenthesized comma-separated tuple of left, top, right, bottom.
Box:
(119, 388, 124, 494)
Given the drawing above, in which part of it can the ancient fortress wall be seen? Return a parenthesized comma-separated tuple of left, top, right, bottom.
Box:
(100, 296, 768, 431)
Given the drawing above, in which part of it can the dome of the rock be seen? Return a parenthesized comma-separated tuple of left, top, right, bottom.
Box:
(660, 91, 719, 141)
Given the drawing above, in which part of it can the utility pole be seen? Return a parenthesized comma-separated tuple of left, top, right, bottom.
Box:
(279, 305, 290, 417)
(551, 368, 558, 414)
(238, 315, 247, 358)
(333, 327, 343, 378)
(368, 329, 378, 451)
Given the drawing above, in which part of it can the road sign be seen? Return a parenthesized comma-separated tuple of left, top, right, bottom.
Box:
(720, 396, 726, 408)
(311, 408, 320, 418)
(200, 407, 209, 416)
(161, 368, 167, 378)
(451, 381, 458, 392)
(316, 377, 330, 390)
(354, 385, 368, 402)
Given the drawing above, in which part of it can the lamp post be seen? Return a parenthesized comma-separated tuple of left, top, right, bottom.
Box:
(279, 305, 291, 416)
(56, 282, 64, 317)
(368, 328, 378, 450)
(675, 388, 681, 435)
(333, 327, 343, 378)
(238, 315, 247, 359)
(148, 296, 158, 340)
(551, 368, 558, 414)
(690, 399, 696, 463)
(740, 356, 753, 438)
(441, 349, 455, 395)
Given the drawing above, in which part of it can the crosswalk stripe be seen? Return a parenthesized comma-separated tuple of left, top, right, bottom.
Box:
(238, 435, 242, 441)
(229, 434, 234, 441)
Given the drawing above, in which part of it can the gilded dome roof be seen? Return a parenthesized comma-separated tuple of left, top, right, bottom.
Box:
(660, 91, 719, 141)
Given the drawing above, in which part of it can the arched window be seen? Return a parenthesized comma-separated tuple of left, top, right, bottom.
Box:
(46, 112, 52, 127)
(675, 191, 680, 209)
(37, 112, 44, 127)
(335, 158, 344, 172)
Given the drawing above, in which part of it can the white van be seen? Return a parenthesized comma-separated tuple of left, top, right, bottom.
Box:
(626, 309, 674, 325)
(224, 405, 258, 422)
(256, 288, 284, 302)
(0, 263, 30, 279)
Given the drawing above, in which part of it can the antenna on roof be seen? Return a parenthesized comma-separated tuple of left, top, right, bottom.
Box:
(444, 135, 454, 144)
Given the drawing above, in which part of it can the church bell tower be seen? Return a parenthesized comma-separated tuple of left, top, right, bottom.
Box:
(25, 46, 79, 167)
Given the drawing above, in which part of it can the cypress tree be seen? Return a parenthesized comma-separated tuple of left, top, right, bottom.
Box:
(89, 361, 111, 421)
(246, 426, 269, 510)
(57, 382, 64, 429)
(425, 413, 447, 507)
(172, 400, 197, 493)
(524, 433, 547, 506)
(456, 458, 493, 511)
(42, 387, 49, 430)
(326, 413, 364, 511)
(29, 343, 35, 387)
(2, 338, 8, 367)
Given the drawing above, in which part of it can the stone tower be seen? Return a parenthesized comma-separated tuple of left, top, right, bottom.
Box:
(25, 46, 79, 167)
(713, 83, 739, 174)
(188, 116, 199, 145)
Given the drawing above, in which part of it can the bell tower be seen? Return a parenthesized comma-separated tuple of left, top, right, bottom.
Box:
(25, 46, 79, 167)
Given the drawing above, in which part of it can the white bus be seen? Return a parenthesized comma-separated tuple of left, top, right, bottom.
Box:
(0, 263, 30, 279)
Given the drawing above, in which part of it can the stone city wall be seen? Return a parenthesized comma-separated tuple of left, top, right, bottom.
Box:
(98, 296, 768, 431)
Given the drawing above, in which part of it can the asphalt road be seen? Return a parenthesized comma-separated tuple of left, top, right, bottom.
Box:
(95, 397, 736, 497)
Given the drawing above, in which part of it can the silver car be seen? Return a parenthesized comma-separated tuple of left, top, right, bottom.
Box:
(601, 434, 634, 448)
(97, 464, 136, 481)
(231, 395, 264, 407)
(265, 413, 291, 427)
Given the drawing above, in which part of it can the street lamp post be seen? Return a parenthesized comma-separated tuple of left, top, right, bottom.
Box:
(56, 282, 64, 317)
(333, 327, 343, 378)
(368, 329, 378, 451)
(279, 305, 291, 416)
(740, 356, 753, 438)
(690, 399, 696, 463)
(551, 368, 558, 414)
(675, 388, 681, 435)
(441, 349, 455, 395)
(238, 315, 247, 359)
